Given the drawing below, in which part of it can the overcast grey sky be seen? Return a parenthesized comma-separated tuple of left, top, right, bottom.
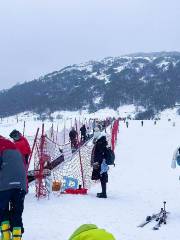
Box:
(0, 0, 179, 90)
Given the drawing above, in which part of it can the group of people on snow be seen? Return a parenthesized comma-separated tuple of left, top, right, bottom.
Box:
(69, 124, 89, 151)
(68, 119, 109, 151)
(0, 130, 31, 240)
(0, 118, 115, 240)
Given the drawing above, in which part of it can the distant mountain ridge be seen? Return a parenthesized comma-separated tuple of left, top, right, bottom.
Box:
(0, 51, 180, 119)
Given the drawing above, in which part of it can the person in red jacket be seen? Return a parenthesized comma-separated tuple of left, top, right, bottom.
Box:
(9, 130, 31, 166)
(0, 135, 27, 239)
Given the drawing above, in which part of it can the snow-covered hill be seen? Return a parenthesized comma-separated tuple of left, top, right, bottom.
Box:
(0, 52, 180, 119)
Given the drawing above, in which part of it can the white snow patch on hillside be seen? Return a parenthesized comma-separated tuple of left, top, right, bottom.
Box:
(114, 65, 126, 73)
(96, 73, 110, 84)
(135, 63, 145, 72)
(156, 60, 170, 70)
(157, 107, 180, 120)
(60, 62, 95, 74)
(117, 104, 143, 118)
(139, 76, 148, 83)
(93, 96, 102, 104)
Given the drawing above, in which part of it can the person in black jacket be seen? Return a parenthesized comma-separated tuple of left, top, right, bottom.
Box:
(69, 127, 78, 149)
(80, 124, 87, 142)
(91, 134, 109, 198)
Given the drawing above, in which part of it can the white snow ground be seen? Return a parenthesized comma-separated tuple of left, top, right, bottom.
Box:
(1, 119, 180, 239)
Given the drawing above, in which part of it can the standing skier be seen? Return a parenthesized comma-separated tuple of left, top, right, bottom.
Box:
(141, 120, 144, 127)
(0, 135, 27, 240)
(91, 134, 109, 198)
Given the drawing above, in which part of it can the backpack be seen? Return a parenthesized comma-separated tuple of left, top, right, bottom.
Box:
(105, 147, 115, 166)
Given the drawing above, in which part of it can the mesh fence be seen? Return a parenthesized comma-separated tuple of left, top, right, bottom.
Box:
(51, 140, 94, 189)
(28, 123, 112, 197)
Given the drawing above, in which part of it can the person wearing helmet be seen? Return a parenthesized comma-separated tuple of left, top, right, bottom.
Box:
(9, 130, 31, 167)
(68, 224, 116, 240)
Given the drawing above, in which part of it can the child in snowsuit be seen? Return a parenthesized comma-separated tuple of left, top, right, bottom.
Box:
(0, 135, 27, 240)
(68, 224, 115, 240)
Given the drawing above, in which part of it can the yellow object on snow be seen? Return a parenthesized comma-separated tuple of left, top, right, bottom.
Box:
(69, 224, 116, 240)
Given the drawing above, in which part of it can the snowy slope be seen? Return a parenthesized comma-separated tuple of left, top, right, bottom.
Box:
(1, 115, 180, 239)
(12, 119, 179, 240)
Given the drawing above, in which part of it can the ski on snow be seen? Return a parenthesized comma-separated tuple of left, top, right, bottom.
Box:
(153, 202, 168, 230)
(138, 201, 168, 230)
(137, 208, 164, 227)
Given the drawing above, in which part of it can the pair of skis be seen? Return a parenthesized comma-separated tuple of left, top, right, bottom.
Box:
(138, 201, 168, 230)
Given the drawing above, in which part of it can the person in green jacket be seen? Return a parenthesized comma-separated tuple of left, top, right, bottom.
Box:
(69, 224, 116, 240)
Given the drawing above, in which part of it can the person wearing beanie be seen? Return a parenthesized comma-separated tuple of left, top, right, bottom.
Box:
(9, 130, 31, 167)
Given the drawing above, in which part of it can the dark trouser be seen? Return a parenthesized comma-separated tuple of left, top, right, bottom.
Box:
(81, 135, 86, 143)
(70, 138, 78, 149)
(100, 172, 108, 194)
(24, 155, 29, 165)
(0, 189, 26, 232)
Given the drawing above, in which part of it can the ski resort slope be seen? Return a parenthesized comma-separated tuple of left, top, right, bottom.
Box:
(22, 120, 180, 239)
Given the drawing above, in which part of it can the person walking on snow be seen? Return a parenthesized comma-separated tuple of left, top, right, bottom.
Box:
(9, 130, 31, 167)
(91, 134, 109, 198)
(0, 135, 27, 240)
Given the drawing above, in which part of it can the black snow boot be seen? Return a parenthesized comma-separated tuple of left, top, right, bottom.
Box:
(97, 193, 107, 198)
(96, 192, 102, 197)
(97, 176, 107, 198)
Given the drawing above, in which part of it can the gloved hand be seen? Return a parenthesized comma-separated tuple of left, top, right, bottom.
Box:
(93, 162, 99, 170)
